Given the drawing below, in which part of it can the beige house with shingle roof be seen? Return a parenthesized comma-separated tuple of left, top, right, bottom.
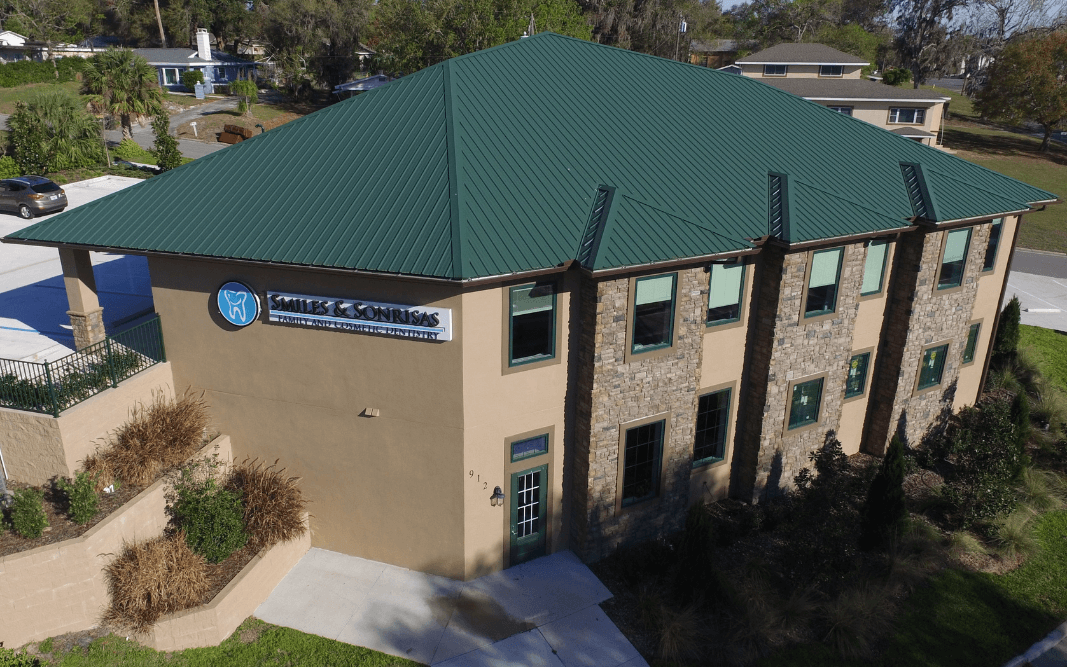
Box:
(737, 43, 951, 148)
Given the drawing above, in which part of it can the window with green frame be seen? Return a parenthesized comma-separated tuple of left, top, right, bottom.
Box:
(622, 420, 664, 506)
(788, 377, 824, 430)
(938, 229, 971, 289)
(805, 248, 844, 317)
(509, 283, 556, 366)
(707, 263, 745, 326)
(963, 323, 981, 364)
(632, 274, 676, 354)
(918, 344, 949, 390)
(693, 389, 730, 466)
(860, 240, 889, 296)
(844, 352, 870, 398)
(982, 219, 1003, 272)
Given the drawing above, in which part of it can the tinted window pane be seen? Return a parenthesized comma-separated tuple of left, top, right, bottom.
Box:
(633, 275, 676, 352)
(983, 219, 1003, 271)
(31, 182, 60, 193)
(694, 389, 730, 465)
(861, 241, 889, 295)
(820, 65, 843, 76)
(845, 353, 870, 398)
(805, 248, 842, 316)
(963, 324, 980, 363)
(918, 344, 949, 390)
(707, 263, 744, 325)
(622, 421, 664, 506)
(789, 378, 824, 430)
(511, 434, 548, 462)
(938, 229, 971, 289)
(510, 284, 555, 364)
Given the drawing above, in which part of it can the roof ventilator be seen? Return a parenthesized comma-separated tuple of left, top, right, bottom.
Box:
(576, 185, 614, 269)
(767, 172, 792, 243)
(899, 162, 937, 222)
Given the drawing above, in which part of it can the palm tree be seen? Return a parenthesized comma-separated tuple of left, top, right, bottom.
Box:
(82, 49, 166, 140)
(13, 90, 102, 173)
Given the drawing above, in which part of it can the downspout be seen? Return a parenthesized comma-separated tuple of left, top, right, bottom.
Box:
(0, 441, 8, 485)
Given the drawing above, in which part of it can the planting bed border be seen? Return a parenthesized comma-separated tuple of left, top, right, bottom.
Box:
(0, 435, 232, 649)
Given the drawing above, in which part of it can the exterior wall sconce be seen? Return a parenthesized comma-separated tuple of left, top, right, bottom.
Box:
(490, 486, 505, 507)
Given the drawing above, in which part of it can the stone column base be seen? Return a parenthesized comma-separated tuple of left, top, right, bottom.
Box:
(67, 307, 105, 350)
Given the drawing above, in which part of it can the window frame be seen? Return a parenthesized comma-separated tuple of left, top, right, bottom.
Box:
(615, 413, 671, 515)
(961, 320, 983, 366)
(858, 239, 891, 299)
(502, 280, 562, 374)
(692, 384, 734, 468)
(799, 247, 845, 321)
(161, 67, 181, 86)
(763, 64, 788, 76)
(843, 348, 875, 402)
(981, 218, 1004, 273)
(705, 261, 748, 329)
(625, 272, 680, 363)
(935, 227, 973, 293)
(819, 65, 844, 77)
(509, 433, 550, 463)
(784, 373, 828, 436)
(828, 106, 853, 116)
(888, 107, 926, 124)
(914, 341, 952, 395)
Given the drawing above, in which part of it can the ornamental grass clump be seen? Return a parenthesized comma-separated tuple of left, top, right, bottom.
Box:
(102, 531, 209, 632)
(9, 488, 48, 538)
(85, 391, 208, 489)
(225, 458, 308, 551)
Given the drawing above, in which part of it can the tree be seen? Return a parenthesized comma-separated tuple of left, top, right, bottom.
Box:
(994, 295, 1022, 357)
(976, 31, 1067, 152)
(1, 0, 93, 76)
(859, 434, 907, 550)
(9, 90, 101, 174)
(230, 79, 258, 115)
(82, 48, 165, 140)
(152, 111, 182, 172)
(893, 0, 968, 87)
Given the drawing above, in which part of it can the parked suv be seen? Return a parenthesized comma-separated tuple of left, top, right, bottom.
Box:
(0, 176, 67, 219)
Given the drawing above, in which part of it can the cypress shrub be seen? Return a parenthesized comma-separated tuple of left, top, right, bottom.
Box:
(859, 435, 907, 550)
(1011, 391, 1031, 448)
(56, 471, 99, 524)
(994, 296, 1021, 358)
(9, 488, 48, 538)
(152, 112, 183, 172)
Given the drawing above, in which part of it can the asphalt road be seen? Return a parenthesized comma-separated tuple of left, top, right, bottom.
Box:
(1013, 248, 1067, 279)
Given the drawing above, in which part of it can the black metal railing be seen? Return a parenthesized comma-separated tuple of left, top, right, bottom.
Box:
(0, 315, 166, 416)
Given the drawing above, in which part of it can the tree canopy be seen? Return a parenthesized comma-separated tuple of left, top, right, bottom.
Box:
(82, 49, 166, 140)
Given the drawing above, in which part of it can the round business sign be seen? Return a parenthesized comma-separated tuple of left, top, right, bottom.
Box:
(217, 281, 260, 328)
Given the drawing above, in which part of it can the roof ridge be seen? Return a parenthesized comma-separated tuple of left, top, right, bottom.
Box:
(442, 60, 464, 279)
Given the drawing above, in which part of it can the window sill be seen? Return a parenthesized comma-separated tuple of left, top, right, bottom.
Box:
(692, 456, 726, 470)
(843, 391, 868, 404)
(857, 290, 885, 302)
(617, 494, 664, 517)
(802, 310, 838, 324)
(705, 318, 744, 331)
(503, 352, 561, 375)
(784, 419, 822, 437)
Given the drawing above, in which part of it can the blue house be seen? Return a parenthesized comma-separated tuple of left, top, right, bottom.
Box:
(134, 29, 255, 93)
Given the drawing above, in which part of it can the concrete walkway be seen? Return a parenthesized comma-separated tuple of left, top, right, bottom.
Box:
(255, 549, 647, 667)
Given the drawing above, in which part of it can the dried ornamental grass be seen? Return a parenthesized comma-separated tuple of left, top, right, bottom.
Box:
(226, 458, 307, 551)
(85, 391, 208, 489)
(102, 531, 210, 632)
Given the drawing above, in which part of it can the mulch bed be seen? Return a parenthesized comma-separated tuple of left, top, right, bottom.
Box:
(0, 480, 146, 558)
(201, 543, 259, 606)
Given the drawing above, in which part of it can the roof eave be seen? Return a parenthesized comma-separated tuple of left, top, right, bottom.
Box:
(801, 96, 950, 103)
(735, 61, 869, 66)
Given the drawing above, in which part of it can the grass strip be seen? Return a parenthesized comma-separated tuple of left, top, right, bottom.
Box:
(1021, 325, 1067, 391)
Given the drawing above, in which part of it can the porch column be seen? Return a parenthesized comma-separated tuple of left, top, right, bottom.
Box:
(58, 247, 105, 350)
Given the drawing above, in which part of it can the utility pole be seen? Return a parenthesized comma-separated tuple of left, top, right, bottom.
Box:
(675, 15, 687, 62)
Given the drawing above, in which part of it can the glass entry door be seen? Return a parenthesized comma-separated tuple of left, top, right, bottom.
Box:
(510, 464, 547, 565)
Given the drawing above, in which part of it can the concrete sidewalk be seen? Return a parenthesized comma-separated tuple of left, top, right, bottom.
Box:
(255, 549, 646, 667)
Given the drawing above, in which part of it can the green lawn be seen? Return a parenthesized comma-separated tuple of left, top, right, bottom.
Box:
(25, 618, 420, 666)
(0, 81, 85, 114)
(1021, 325, 1067, 391)
(944, 124, 1067, 254)
(760, 511, 1067, 667)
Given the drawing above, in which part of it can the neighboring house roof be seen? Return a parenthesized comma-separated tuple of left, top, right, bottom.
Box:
(891, 127, 935, 138)
(133, 47, 254, 66)
(0, 30, 27, 46)
(759, 77, 950, 103)
(78, 35, 122, 49)
(737, 43, 869, 65)
(5, 33, 1055, 281)
(718, 64, 742, 75)
(333, 74, 392, 93)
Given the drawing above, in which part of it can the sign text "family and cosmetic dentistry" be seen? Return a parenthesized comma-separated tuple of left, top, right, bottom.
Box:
(267, 291, 452, 341)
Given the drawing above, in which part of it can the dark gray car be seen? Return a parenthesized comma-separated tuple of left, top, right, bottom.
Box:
(0, 176, 67, 219)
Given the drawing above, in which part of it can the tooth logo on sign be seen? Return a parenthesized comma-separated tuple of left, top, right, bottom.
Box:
(216, 281, 259, 328)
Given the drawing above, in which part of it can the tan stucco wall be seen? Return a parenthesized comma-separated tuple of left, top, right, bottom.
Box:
(1, 436, 231, 649)
(740, 64, 865, 78)
(691, 264, 754, 503)
(459, 274, 573, 579)
(138, 513, 309, 651)
(834, 100, 945, 145)
(149, 257, 468, 579)
(0, 362, 174, 485)
(955, 215, 1018, 410)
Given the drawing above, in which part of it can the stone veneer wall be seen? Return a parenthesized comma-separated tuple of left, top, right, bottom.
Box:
(877, 225, 990, 448)
(735, 243, 867, 502)
(570, 267, 706, 561)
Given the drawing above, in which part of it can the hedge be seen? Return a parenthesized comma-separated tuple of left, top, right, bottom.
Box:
(0, 57, 87, 88)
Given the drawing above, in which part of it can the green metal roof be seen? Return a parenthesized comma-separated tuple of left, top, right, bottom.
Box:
(5, 33, 1057, 280)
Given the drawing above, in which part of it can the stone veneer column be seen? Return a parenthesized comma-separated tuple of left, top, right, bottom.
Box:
(732, 243, 866, 502)
(58, 247, 106, 350)
(569, 268, 705, 562)
(864, 224, 990, 451)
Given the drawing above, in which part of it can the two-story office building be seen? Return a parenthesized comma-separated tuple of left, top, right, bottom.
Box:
(736, 43, 951, 147)
(5, 34, 1055, 580)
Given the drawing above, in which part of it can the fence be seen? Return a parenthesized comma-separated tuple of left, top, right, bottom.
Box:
(0, 316, 166, 416)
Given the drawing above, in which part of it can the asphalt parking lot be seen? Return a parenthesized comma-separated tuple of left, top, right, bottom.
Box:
(1005, 249, 1067, 333)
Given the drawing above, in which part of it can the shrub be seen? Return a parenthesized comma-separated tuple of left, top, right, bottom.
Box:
(111, 138, 155, 162)
(9, 487, 48, 538)
(225, 458, 307, 551)
(56, 471, 99, 524)
(152, 112, 182, 172)
(0, 58, 85, 87)
(180, 69, 204, 91)
(1011, 391, 1031, 447)
(0, 646, 38, 666)
(860, 435, 908, 550)
(674, 504, 716, 602)
(995, 296, 1022, 359)
(102, 531, 209, 632)
(882, 67, 912, 86)
(992, 511, 1038, 560)
(169, 473, 247, 563)
(0, 156, 19, 178)
(84, 391, 209, 488)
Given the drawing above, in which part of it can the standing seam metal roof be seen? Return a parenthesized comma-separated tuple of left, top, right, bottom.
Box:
(6, 33, 1056, 281)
